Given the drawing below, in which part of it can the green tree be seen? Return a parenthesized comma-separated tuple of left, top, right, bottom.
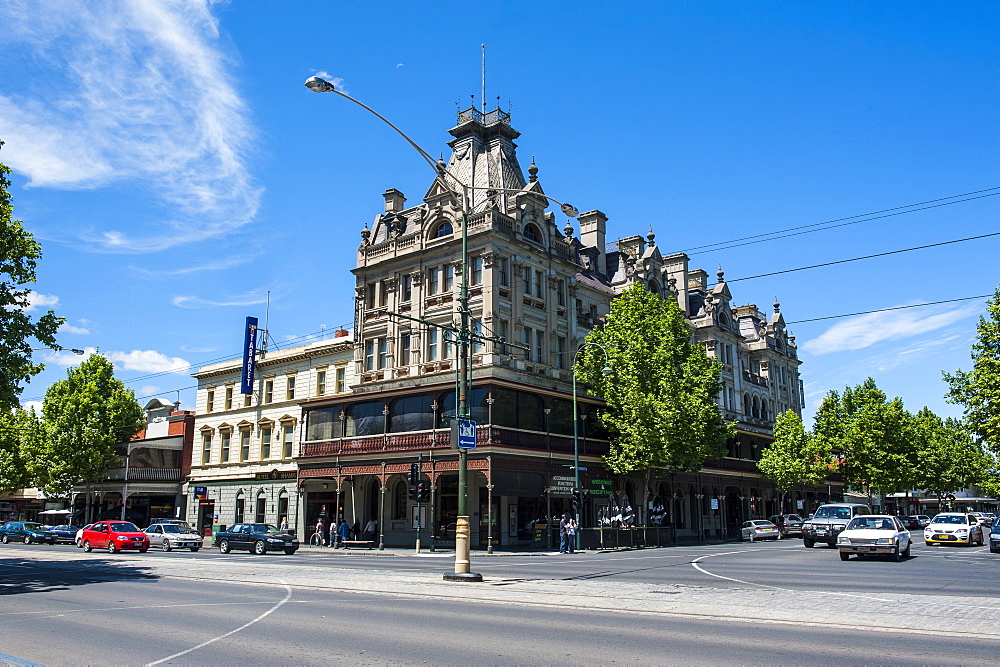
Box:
(576, 283, 734, 511)
(911, 408, 988, 504)
(24, 354, 144, 498)
(0, 408, 42, 493)
(758, 410, 833, 513)
(944, 286, 1000, 455)
(813, 378, 913, 502)
(0, 142, 64, 413)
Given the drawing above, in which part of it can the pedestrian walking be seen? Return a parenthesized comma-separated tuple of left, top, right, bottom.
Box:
(364, 518, 377, 541)
(315, 517, 325, 547)
(328, 519, 337, 547)
(559, 512, 571, 554)
(337, 519, 350, 548)
(351, 520, 361, 540)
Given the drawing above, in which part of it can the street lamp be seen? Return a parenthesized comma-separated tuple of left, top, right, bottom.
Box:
(32, 347, 85, 355)
(306, 76, 579, 581)
(572, 342, 612, 552)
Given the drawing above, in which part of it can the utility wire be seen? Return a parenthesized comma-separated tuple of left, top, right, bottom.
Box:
(727, 231, 1000, 283)
(682, 188, 1000, 256)
(786, 294, 992, 325)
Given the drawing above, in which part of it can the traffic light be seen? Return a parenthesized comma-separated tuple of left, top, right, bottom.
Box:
(409, 463, 420, 486)
(416, 482, 430, 502)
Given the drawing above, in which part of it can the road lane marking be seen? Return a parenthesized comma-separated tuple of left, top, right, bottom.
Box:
(145, 580, 293, 666)
(690, 552, 895, 602)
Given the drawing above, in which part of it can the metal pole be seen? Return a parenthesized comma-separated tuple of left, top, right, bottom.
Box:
(572, 358, 580, 552)
(416, 452, 422, 554)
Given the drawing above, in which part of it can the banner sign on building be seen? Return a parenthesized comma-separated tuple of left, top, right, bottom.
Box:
(240, 316, 259, 395)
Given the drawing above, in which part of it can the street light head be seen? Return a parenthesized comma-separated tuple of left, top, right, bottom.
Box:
(601, 365, 613, 375)
(70, 349, 85, 355)
(560, 202, 580, 218)
(304, 76, 337, 93)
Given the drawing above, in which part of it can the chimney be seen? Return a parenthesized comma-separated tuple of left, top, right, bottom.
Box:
(578, 210, 608, 276)
(334, 328, 350, 338)
(383, 188, 406, 213)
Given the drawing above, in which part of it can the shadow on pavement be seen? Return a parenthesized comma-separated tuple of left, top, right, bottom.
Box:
(0, 557, 158, 596)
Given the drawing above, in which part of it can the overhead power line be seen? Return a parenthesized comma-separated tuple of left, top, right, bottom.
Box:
(727, 231, 1000, 283)
(683, 187, 1000, 256)
(786, 294, 993, 325)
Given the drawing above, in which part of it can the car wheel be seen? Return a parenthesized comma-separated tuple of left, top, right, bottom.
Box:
(803, 539, 814, 548)
(990, 546, 1000, 554)
(108, 542, 117, 554)
(162, 539, 172, 552)
(23, 535, 32, 545)
(283, 548, 296, 555)
(219, 539, 231, 554)
(190, 547, 200, 552)
(902, 541, 911, 558)
(1, 535, 8, 544)
(253, 540, 267, 555)
(83, 540, 92, 552)
(840, 551, 850, 561)
(892, 545, 901, 562)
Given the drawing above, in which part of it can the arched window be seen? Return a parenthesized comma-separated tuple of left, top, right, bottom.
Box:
(392, 480, 407, 520)
(743, 394, 751, 416)
(523, 223, 542, 243)
(346, 400, 385, 436)
(760, 399, 769, 421)
(752, 396, 760, 419)
(648, 280, 660, 295)
(432, 220, 453, 238)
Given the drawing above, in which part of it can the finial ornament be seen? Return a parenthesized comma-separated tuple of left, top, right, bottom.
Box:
(646, 227, 656, 247)
(717, 265, 725, 282)
(360, 222, 371, 244)
(528, 156, 538, 182)
(564, 221, 574, 238)
(774, 297, 780, 313)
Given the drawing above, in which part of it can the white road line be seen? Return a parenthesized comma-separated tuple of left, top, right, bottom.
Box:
(690, 552, 895, 602)
(145, 580, 293, 666)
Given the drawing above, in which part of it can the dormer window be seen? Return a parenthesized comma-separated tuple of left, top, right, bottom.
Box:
(433, 221, 453, 238)
(524, 223, 542, 243)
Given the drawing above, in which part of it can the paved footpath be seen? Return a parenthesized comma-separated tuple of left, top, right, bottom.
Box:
(18, 547, 1000, 640)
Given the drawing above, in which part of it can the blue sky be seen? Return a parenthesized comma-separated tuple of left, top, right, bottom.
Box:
(1, 1, 997, 425)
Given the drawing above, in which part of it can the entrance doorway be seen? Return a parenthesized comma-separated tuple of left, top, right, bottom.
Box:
(198, 501, 215, 537)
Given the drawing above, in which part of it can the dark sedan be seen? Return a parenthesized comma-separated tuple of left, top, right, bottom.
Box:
(0, 521, 57, 545)
(901, 516, 922, 530)
(48, 524, 83, 544)
(990, 517, 1000, 554)
(214, 523, 299, 555)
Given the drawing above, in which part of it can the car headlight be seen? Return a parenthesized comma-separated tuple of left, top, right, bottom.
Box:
(956, 529, 968, 534)
(117, 536, 130, 540)
(875, 538, 893, 545)
(837, 536, 850, 544)
(267, 538, 283, 543)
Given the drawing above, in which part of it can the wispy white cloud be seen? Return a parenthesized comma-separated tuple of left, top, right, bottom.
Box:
(20, 400, 43, 414)
(24, 292, 60, 313)
(139, 385, 161, 396)
(180, 344, 217, 353)
(58, 322, 91, 335)
(107, 349, 190, 374)
(0, 0, 261, 252)
(129, 255, 255, 277)
(171, 289, 272, 309)
(43, 347, 97, 367)
(801, 303, 981, 355)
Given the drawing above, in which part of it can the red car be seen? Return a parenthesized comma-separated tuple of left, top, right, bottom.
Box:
(81, 521, 150, 553)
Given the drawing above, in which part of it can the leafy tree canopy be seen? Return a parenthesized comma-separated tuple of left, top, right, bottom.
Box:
(23, 354, 144, 496)
(0, 143, 64, 413)
(944, 286, 1000, 455)
(758, 410, 833, 510)
(0, 408, 42, 494)
(576, 283, 734, 477)
(911, 408, 988, 498)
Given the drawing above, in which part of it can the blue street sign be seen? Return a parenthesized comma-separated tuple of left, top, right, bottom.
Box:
(577, 467, 588, 471)
(457, 418, 477, 449)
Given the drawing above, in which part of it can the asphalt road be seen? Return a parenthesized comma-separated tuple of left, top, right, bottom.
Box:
(1, 538, 998, 665)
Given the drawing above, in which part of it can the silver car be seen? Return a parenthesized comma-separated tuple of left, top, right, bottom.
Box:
(740, 520, 781, 542)
(144, 523, 204, 552)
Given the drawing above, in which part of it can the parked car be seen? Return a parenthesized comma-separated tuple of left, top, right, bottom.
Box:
(924, 512, 984, 546)
(739, 520, 781, 542)
(81, 521, 150, 553)
(0, 521, 57, 545)
(801, 503, 872, 548)
(144, 523, 203, 552)
(75, 524, 94, 547)
(214, 523, 299, 555)
(901, 516, 921, 530)
(969, 512, 992, 527)
(837, 515, 911, 561)
(915, 515, 932, 527)
(767, 514, 804, 538)
(990, 517, 1000, 554)
(147, 519, 195, 531)
(48, 524, 82, 544)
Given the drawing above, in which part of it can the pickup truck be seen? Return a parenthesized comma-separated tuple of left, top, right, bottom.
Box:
(801, 503, 871, 547)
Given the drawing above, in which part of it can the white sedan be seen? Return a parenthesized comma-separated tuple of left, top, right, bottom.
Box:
(836, 515, 911, 561)
(739, 520, 781, 542)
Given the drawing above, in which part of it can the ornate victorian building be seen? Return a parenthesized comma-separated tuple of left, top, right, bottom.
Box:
(291, 104, 829, 549)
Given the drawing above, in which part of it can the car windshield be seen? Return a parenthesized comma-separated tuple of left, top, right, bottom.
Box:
(814, 507, 852, 519)
(751, 521, 773, 526)
(162, 525, 187, 534)
(23, 523, 45, 531)
(786, 515, 802, 521)
(931, 515, 967, 525)
(847, 517, 895, 530)
(109, 522, 139, 532)
(249, 524, 281, 534)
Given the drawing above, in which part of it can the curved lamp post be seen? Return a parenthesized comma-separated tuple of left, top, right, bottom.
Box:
(306, 76, 579, 580)
(32, 347, 85, 355)
(572, 341, 612, 552)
